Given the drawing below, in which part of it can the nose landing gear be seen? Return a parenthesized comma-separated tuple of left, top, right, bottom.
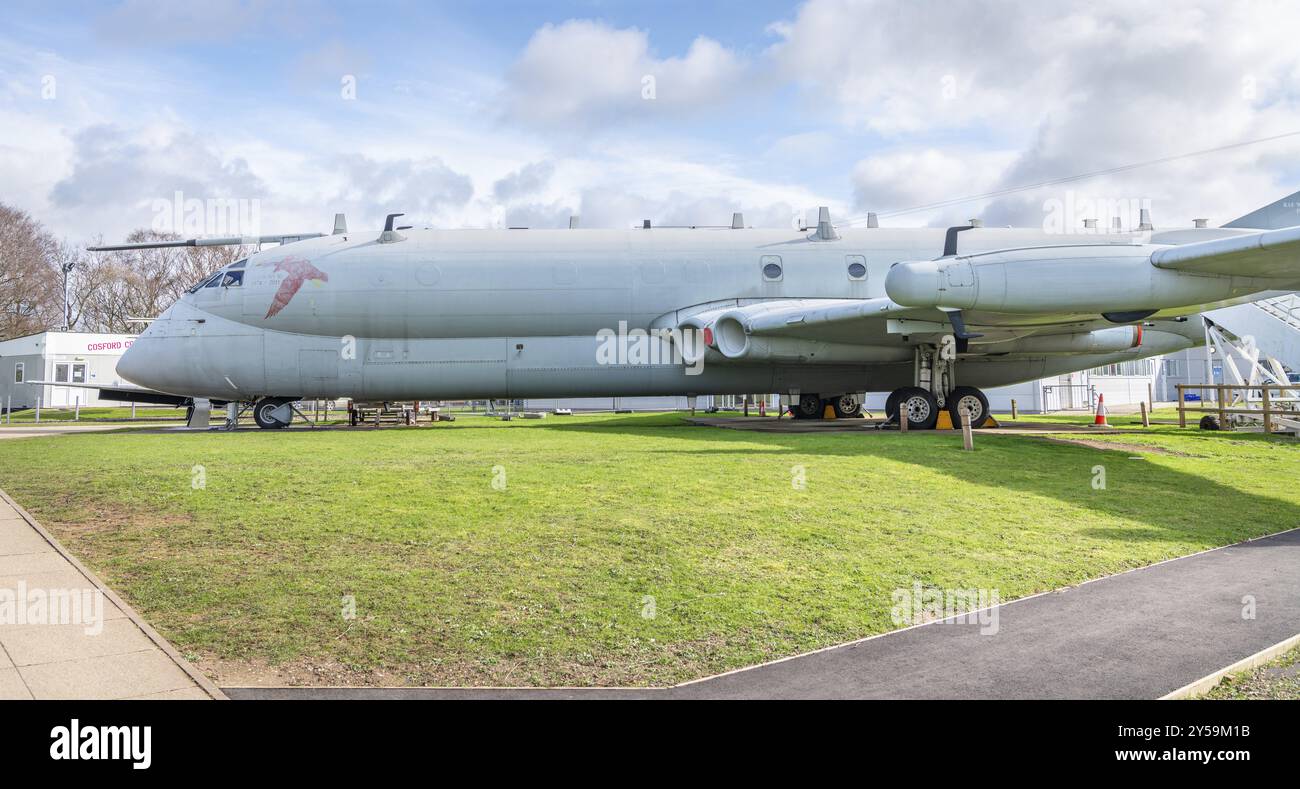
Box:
(252, 397, 296, 429)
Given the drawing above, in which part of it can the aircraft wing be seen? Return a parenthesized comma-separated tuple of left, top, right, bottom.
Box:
(23, 380, 203, 407)
(1151, 225, 1300, 279)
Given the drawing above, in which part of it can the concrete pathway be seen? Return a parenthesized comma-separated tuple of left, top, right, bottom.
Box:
(227, 528, 1300, 700)
(0, 489, 222, 699)
(0, 423, 172, 440)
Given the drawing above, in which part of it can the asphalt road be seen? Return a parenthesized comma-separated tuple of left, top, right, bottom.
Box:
(226, 527, 1300, 700)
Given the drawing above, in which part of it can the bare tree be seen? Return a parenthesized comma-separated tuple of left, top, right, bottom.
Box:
(75, 230, 251, 333)
(2, 207, 254, 337)
(0, 203, 62, 339)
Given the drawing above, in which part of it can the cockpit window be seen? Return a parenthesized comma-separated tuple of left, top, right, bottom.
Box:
(189, 272, 220, 292)
(188, 260, 248, 293)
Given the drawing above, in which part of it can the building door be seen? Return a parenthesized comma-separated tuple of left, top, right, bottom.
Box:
(50, 362, 86, 407)
(51, 362, 70, 406)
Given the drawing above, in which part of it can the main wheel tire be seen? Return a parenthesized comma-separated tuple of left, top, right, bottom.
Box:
(253, 398, 294, 429)
(885, 389, 903, 421)
(946, 386, 990, 429)
(794, 393, 824, 419)
(1199, 415, 1221, 431)
(893, 387, 940, 430)
(832, 393, 862, 418)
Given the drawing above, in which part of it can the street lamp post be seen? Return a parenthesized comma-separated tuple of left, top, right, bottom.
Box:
(61, 260, 75, 331)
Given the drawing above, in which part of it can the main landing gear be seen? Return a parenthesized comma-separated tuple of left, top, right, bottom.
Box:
(884, 343, 991, 430)
(791, 392, 863, 419)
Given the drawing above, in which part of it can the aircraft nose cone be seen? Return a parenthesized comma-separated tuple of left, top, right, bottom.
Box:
(116, 341, 158, 390)
(885, 260, 942, 307)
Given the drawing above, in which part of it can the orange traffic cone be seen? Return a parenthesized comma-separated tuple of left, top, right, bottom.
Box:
(1090, 393, 1110, 428)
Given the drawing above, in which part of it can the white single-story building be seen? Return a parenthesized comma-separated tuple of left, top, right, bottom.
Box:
(0, 331, 139, 411)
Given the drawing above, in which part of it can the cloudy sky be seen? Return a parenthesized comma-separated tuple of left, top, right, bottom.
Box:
(3, 0, 1300, 243)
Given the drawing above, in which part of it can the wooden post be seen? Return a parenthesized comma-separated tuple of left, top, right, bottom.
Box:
(1262, 385, 1273, 433)
(1177, 385, 1185, 427)
(1218, 385, 1228, 430)
(961, 408, 974, 450)
(898, 406, 908, 433)
(1010, 399, 1018, 420)
(1140, 401, 1149, 428)
(131, 401, 136, 419)
(1147, 382, 1154, 413)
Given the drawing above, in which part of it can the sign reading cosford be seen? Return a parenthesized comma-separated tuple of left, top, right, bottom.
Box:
(85, 339, 135, 353)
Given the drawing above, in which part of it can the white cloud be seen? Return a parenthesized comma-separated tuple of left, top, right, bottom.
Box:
(501, 20, 748, 127)
(493, 161, 555, 202)
(9, 1, 1300, 248)
(792, 0, 1300, 226)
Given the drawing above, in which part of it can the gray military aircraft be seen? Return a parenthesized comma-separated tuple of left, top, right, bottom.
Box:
(85, 190, 1300, 429)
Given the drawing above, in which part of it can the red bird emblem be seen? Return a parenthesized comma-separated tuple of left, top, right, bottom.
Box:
(260, 256, 328, 319)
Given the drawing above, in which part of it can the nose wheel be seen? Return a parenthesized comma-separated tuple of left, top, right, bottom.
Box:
(252, 397, 296, 429)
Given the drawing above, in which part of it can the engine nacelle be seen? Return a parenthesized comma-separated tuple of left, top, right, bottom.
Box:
(710, 310, 910, 363)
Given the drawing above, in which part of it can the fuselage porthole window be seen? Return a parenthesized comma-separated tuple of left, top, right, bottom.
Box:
(761, 255, 783, 282)
(847, 256, 868, 280)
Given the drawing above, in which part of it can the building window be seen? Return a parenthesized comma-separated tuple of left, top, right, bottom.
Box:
(1162, 359, 1181, 376)
(1091, 360, 1154, 377)
(13, 363, 22, 383)
(72, 363, 86, 384)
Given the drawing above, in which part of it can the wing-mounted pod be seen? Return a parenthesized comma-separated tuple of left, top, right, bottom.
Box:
(885, 232, 1298, 316)
(971, 325, 1143, 355)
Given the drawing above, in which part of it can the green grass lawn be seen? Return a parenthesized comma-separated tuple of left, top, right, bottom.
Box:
(1202, 643, 1300, 700)
(0, 411, 1296, 687)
